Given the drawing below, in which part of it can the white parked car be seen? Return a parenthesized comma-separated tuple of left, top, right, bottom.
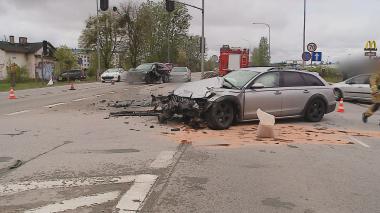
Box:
(333, 74, 372, 102)
(101, 68, 126, 83)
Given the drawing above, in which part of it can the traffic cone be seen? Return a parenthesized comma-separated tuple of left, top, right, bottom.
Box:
(337, 98, 345, 113)
(8, 87, 16, 99)
(69, 82, 76, 90)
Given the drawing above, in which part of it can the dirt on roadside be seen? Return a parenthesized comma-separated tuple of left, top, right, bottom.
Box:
(163, 123, 380, 148)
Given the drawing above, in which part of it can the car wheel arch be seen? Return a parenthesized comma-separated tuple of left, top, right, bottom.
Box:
(212, 96, 242, 120)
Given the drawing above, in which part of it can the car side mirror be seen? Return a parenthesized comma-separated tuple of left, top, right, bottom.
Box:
(251, 83, 265, 89)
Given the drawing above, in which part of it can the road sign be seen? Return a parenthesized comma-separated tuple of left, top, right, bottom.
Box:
(307, 43, 317, 52)
(365, 52, 377, 57)
(364, 40, 377, 51)
(302, 52, 312, 61)
(312, 52, 322, 61)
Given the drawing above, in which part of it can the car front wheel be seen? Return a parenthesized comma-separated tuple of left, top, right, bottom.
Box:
(305, 99, 326, 122)
(206, 102, 234, 130)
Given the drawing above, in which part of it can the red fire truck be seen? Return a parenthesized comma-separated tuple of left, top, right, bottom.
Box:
(219, 45, 250, 76)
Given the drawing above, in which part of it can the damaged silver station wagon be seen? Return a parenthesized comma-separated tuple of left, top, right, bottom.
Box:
(153, 67, 336, 130)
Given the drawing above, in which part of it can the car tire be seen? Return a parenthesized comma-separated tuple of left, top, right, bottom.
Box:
(206, 102, 235, 130)
(334, 88, 343, 101)
(162, 74, 169, 83)
(305, 98, 326, 122)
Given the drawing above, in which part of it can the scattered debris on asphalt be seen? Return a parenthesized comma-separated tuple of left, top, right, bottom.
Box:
(8, 160, 23, 169)
(162, 124, 380, 148)
(171, 128, 181, 132)
(110, 110, 160, 117)
(0, 129, 29, 137)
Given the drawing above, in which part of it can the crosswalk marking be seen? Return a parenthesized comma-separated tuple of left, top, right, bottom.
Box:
(116, 174, 158, 212)
(25, 191, 120, 213)
(0, 175, 135, 196)
(150, 151, 176, 169)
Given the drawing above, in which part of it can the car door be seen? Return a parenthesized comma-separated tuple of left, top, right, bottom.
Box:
(345, 75, 371, 100)
(280, 71, 314, 116)
(243, 71, 282, 120)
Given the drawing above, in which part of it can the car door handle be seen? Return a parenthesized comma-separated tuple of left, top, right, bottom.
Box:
(303, 90, 310, 94)
(274, 91, 282, 95)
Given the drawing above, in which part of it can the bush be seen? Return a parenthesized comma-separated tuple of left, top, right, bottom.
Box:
(306, 66, 343, 83)
(6, 65, 31, 83)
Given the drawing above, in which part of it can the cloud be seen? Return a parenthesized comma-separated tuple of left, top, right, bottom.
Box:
(0, 0, 378, 62)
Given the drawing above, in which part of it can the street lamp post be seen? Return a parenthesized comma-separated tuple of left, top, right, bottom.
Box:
(252, 22, 271, 62)
(96, 0, 101, 81)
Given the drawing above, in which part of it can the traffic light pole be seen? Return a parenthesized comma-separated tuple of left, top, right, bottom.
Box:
(173, 0, 205, 76)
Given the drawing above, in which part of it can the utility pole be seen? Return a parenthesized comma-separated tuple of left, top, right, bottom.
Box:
(96, 0, 101, 81)
(302, 0, 306, 68)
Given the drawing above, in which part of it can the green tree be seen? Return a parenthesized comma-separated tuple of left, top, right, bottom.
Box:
(54, 46, 77, 74)
(252, 37, 270, 66)
(79, 11, 125, 71)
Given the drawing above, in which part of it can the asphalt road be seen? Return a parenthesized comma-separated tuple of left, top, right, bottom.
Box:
(0, 76, 380, 213)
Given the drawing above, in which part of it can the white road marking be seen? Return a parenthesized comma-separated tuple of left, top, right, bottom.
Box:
(109, 91, 116, 94)
(116, 174, 158, 212)
(72, 97, 89, 102)
(24, 191, 120, 213)
(5, 110, 31, 116)
(150, 151, 176, 169)
(95, 94, 105, 97)
(0, 175, 135, 196)
(348, 136, 370, 148)
(44, 103, 66, 108)
(124, 88, 129, 91)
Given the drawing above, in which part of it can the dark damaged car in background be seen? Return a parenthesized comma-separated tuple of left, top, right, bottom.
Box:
(153, 67, 336, 130)
(127, 63, 171, 84)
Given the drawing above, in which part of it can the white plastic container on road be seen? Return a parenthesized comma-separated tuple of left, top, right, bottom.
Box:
(256, 108, 277, 138)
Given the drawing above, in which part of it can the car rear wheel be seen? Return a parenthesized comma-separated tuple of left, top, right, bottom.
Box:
(206, 102, 234, 130)
(305, 99, 326, 122)
(334, 88, 343, 101)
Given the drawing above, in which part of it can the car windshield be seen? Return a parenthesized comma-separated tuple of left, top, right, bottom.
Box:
(135, 64, 153, 71)
(172, 67, 187, 72)
(105, 68, 119, 73)
(223, 70, 260, 89)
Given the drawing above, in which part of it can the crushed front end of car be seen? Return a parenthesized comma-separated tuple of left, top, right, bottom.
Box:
(151, 93, 213, 124)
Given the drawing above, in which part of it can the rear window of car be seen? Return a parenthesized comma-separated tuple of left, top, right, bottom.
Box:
(301, 73, 324, 86)
(282, 72, 306, 87)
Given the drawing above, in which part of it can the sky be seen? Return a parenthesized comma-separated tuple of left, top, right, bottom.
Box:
(0, 0, 379, 63)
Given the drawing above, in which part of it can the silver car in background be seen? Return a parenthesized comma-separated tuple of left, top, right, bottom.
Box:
(170, 67, 191, 82)
(333, 74, 372, 102)
(166, 68, 336, 129)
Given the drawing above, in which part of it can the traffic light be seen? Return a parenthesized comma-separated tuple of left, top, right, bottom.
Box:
(42, 40, 48, 56)
(165, 0, 175, 12)
(100, 0, 109, 11)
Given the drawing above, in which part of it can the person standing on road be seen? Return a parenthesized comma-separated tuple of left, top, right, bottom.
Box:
(362, 61, 380, 124)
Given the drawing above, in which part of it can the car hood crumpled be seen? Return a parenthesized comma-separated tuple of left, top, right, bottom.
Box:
(174, 77, 223, 98)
